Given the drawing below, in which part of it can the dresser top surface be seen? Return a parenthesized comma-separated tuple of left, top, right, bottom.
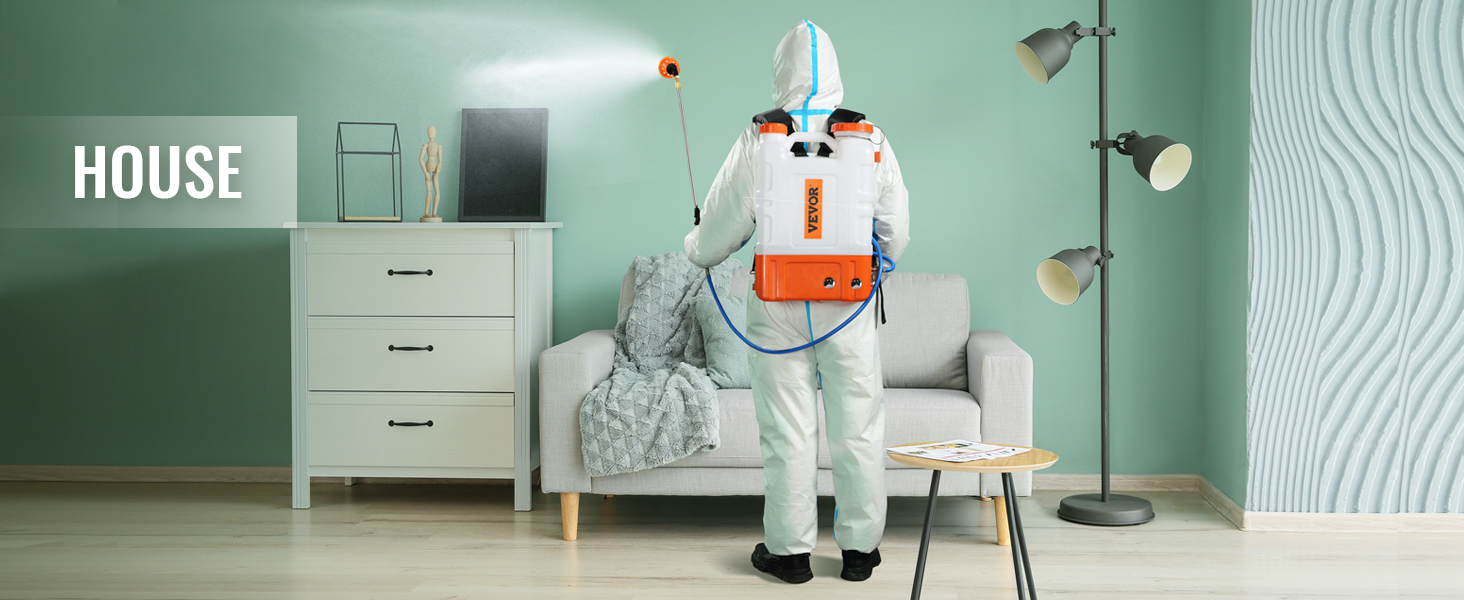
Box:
(285, 222, 562, 229)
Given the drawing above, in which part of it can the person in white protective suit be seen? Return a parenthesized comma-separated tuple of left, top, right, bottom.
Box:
(684, 20, 910, 584)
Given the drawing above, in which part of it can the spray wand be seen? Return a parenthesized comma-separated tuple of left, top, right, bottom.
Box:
(660, 57, 700, 225)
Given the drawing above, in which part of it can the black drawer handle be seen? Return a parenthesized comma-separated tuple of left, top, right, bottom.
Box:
(387, 269, 433, 276)
(388, 345, 434, 352)
(388, 420, 434, 427)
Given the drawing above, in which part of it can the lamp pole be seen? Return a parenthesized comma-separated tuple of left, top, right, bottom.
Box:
(1097, 0, 1111, 504)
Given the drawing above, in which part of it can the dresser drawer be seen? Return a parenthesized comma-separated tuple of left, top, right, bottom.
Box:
(308, 400, 514, 469)
(307, 248, 514, 317)
(307, 317, 515, 392)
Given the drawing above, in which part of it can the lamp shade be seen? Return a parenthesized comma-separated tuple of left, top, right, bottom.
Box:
(1121, 133, 1192, 191)
(1037, 246, 1102, 305)
(1015, 21, 1083, 84)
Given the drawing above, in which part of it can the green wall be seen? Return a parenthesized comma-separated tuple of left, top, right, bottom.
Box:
(0, 0, 1236, 473)
(0, 230, 290, 465)
(1198, 0, 1252, 507)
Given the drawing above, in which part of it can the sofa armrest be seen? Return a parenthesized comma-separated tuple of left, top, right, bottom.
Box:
(538, 330, 616, 494)
(968, 330, 1034, 496)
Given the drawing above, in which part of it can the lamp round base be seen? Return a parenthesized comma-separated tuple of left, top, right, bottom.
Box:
(1057, 493, 1154, 526)
(419, 216, 442, 223)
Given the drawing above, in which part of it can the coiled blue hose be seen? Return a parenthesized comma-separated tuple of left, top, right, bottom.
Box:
(706, 235, 895, 354)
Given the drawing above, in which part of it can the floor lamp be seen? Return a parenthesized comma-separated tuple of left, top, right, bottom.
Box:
(1017, 0, 1193, 526)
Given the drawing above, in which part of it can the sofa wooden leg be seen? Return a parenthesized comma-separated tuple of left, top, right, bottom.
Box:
(994, 496, 1011, 547)
(561, 493, 580, 541)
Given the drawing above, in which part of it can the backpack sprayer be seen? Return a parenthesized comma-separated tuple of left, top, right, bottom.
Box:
(660, 57, 894, 354)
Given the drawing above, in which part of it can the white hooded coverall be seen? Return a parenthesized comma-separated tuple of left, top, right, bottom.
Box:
(684, 20, 911, 556)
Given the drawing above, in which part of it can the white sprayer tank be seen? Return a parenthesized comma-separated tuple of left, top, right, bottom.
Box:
(751, 122, 879, 302)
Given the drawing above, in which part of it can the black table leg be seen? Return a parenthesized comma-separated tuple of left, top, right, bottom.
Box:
(1006, 472, 1038, 599)
(910, 469, 941, 600)
(1002, 472, 1037, 600)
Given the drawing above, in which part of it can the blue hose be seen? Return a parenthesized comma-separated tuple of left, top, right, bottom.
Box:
(706, 235, 895, 355)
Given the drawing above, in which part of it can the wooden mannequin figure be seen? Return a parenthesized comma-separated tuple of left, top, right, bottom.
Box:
(419, 126, 443, 222)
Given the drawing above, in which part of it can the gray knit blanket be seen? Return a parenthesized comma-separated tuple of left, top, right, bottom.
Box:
(578, 253, 741, 477)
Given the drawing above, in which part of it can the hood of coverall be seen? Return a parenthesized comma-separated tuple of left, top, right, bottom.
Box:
(772, 20, 842, 133)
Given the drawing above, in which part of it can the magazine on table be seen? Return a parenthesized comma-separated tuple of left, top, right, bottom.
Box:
(886, 440, 1030, 463)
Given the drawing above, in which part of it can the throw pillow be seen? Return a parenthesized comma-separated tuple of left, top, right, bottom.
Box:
(694, 293, 751, 389)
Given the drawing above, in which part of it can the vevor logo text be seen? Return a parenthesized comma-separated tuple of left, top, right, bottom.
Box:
(804, 178, 822, 239)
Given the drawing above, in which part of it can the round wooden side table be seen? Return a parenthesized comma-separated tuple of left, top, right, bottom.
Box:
(887, 442, 1059, 600)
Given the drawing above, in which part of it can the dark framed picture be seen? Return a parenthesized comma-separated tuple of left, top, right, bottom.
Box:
(458, 108, 548, 222)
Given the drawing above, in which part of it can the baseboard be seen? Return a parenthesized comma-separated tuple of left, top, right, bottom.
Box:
(1036, 476, 1464, 532)
(1242, 511, 1464, 533)
(1032, 473, 1200, 492)
(7, 466, 1456, 532)
(0, 465, 515, 485)
(1188, 475, 1464, 532)
(0, 467, 1203, 492)
(1198, 476, 1245, 529)
(0, 465, 293, 483)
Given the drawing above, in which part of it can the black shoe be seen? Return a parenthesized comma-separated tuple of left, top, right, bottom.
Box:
(840, 548, 881, 581)
(751, 543, 813, 584)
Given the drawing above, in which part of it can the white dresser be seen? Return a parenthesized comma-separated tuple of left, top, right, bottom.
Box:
(287, 222, 559, 511)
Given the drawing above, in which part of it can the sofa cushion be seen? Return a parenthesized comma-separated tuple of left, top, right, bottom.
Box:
(663, 388, 981, 469)
(877, 272, 969, 389)
(693, 293, 752, 388)
(620, 265, 969, 389)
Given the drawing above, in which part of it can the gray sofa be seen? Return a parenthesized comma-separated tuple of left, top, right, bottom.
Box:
(539, 269, 1033, 541)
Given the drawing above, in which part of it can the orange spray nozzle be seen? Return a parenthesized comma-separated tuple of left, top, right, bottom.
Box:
(659, 56, 680, 78)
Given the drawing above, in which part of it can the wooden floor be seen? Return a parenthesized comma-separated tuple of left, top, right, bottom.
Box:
(2, 482, 1462, 599)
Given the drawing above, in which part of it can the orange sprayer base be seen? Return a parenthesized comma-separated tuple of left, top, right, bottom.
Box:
(752, 254, 875, 303)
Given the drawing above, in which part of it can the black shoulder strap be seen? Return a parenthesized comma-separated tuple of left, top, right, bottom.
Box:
(755, 107, 867, 133)
(752, 109, 796, 132)
(753, 109, 809, 156)
(755, 108, 867, 158)
(818, 108, 868, 157)
(825, 108, 867, 133)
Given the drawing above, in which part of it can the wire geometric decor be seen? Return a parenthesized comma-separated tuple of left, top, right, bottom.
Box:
(335, 122, 403, 222)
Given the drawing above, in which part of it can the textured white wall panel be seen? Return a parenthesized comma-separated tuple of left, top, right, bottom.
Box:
(1249, 0, 1464, 513)
(1399, 0, 1464, 514)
